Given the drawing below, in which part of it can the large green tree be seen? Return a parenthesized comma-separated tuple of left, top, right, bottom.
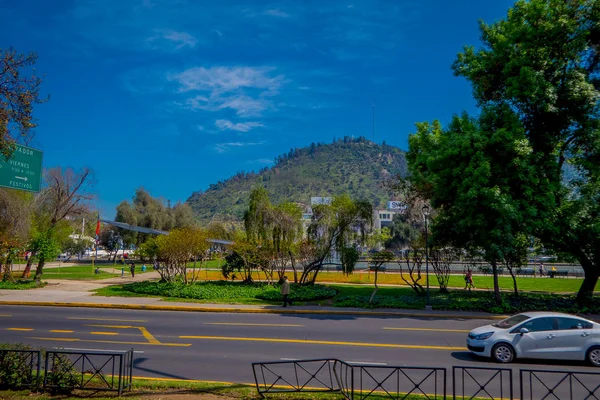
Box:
(115, 188, 196, 246)
(408, 109, 538, 305)
(453, 0, 600, 302)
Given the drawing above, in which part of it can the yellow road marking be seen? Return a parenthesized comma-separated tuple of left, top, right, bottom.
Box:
(6, 328, 33, 331)
(138, 327, 160, 344)
(90, 331, 119, 336)
(383, 327, 470, 333)
(28, 337, 190, 347)
(85, 324, 161, 344)
(179, 335, 464, 351)
(204, 323, 304, 327)
(50, 330, 74, 333)
(68, 317, 147, 322)
(0, 314, 11, 317)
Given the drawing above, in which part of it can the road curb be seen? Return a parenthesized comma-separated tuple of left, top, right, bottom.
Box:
(0, 300, 508, 320)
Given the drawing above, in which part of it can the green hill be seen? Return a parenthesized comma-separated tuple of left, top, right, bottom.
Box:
(186, 137, 408, 222)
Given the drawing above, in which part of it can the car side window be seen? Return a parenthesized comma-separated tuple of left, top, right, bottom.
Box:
(517, 317, 556, 332)
(557, 317, 592, 330)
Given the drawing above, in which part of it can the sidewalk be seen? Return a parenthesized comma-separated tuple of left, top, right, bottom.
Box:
(0, 274, 508, 320)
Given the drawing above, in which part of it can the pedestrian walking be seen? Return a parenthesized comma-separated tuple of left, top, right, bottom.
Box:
(538, 263, 545, 277)
(281, 276, 292, 307)
(129, 262, 135, 278)
(464, 269, 475, 291)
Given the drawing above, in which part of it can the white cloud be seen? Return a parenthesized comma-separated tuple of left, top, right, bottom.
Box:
(265, 9, 289, 18)
(146, 29, 197, 50)
(215, 119, 264, 132)
(170, 66, 286, 117)
(169, 66, 284, 94)
(214, 141, 266, 153)
(184, 94, 271, 117)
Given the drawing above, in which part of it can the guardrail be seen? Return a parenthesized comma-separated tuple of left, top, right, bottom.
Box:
(0, 347, 133, 396)
(252, 358, 353, 398)
(453, 366, 512, 400)
(0, 348, 42, 389)
(354, 365, 445, 400)
(44, 348, 133, 395)
(520, 369, 600, 400)
(253, 360, 600, 400)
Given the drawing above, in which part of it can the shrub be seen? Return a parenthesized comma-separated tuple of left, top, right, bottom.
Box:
(121, 281, 337, 302)
(0, 343, 41, 390)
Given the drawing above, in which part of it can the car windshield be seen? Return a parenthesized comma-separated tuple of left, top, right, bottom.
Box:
(492, 314, 531, 329)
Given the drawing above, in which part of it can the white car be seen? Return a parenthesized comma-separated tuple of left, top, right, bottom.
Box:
(467, 312, 600, 366)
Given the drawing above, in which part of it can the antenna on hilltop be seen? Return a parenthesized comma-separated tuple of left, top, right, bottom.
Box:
(372, 104, 375, 143)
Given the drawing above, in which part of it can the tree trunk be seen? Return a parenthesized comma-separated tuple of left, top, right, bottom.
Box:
(369, 269, 379, 304)
(506, 263, 519, 296)
(21, 254, 35, 278)
(577, 257, 599, 306)
(491, 261, 502, 306)
(34, 258, 45, 285)
(289, 251, 298, 284)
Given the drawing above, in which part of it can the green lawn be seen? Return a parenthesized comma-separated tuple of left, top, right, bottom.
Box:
(41, 265, 151, 280)
(446, 274, 597, 293)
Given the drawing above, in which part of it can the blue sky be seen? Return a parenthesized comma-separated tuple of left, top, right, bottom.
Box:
(1, 0, 515, 218)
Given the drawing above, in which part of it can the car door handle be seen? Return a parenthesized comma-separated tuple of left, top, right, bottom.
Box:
(582, 332, 590, 337)
(547, 334, 555, 339)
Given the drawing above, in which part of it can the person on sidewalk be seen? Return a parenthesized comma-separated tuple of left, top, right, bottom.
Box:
(129, 262, 135, 278)
(464, 269, 475, 291)
(281, 276, 292, 307)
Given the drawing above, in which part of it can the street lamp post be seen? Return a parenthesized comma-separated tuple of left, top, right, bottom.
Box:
(422, 205, 431, 310)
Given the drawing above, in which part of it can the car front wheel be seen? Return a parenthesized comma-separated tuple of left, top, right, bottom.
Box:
(587, 347, 600, 367)
(491, 343, 515, 363)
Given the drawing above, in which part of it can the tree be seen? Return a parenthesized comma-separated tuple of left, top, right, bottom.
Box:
(429, 248, 455, 293)
(31, 167, 94, 282)
(155, 227, 209, 283)
(300, 195, 372, 284)
(397, 248, 426, 296)
(407, 111, 538, 305)
(115, 188, 197, 246)
(0, 188, 33, 281)
(339, 246, 360, 276)
(0, 48, 47, 157)
(368, 250, 395, 303)
(452, 0, 600, 303)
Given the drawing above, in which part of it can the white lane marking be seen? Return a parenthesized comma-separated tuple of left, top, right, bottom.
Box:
(52, 346, 144, 354)
(346, 361, 388, 366)
(280, 358, 298, 361)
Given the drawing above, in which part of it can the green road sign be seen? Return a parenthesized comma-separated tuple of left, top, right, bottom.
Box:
(0, 144, 43, 192)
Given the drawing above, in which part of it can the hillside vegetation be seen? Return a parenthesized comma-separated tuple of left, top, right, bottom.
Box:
(186, 137, 408, 222)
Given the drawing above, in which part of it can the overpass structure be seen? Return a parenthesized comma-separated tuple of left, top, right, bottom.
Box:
(100, 219, 234, 246)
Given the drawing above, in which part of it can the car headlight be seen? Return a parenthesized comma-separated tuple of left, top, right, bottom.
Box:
(472, 332, 494, 340)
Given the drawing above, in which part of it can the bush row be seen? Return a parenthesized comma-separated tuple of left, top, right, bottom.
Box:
(122, 281, 337, 302)
(333, 292, 600, 314)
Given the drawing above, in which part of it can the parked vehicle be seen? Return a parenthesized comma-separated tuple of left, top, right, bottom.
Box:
(466, 312, 600, 366)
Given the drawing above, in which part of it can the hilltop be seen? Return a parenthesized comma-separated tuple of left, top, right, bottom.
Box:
(186, 137, 408, 222)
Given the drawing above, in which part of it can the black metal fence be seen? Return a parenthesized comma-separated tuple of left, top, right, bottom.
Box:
(0, 347, 133, 396)
(354, 365, 445, 400)
(0, 348, 42, 389)
(44, 348, 134, 395)
(520, 369, 600, 400)
(253, 359, 600, 400)
(453, 366, 512, 400)
(252, 358, 353, 397)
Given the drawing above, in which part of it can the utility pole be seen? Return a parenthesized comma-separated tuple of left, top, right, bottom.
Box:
(372, 104, 375, 142)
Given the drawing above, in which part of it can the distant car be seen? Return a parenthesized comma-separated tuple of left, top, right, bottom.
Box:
(467, 312, 600, 366)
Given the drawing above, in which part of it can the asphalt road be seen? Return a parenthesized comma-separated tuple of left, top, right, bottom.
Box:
(0, 306, 598, 396)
